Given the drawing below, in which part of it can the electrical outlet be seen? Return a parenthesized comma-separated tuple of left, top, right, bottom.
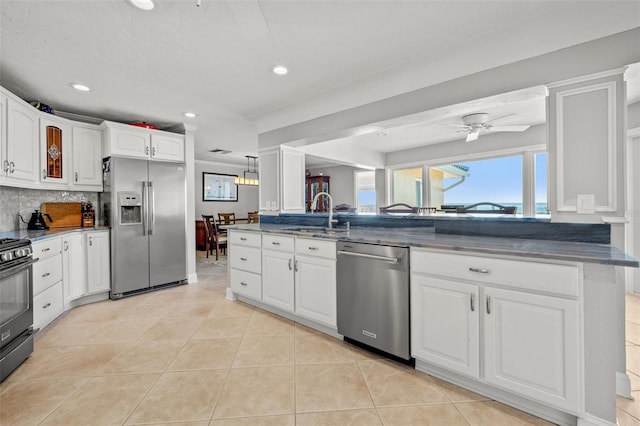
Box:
(577, 194, 595, 214)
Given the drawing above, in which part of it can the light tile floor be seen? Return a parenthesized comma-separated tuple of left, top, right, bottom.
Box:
(0, 253, 638, 425)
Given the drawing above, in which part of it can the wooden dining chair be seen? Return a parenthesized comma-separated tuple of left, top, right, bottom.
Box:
(247, 212, 259, 223)
(218, 212, 236, 225)
(202, 215, 228, 260)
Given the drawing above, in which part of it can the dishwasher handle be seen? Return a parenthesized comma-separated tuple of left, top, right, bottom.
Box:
(337, 250, 400, 264)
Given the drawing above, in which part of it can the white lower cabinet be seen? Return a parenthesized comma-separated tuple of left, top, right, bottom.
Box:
(86, 231, 110, 294)
(483, 287, 579, 413)
(230, 231, 262, 300)
(410, 248, 581, 414)
(32, 230, 111, 331)
(230, 232, 337, 328)
(62, 233, 86, 303)
(33, 282, 63, 331)
(411, 275, 479, 378)
(295, 254, 336, 327)
(31, 237, 63, 330)
(262, 244, 295, 312)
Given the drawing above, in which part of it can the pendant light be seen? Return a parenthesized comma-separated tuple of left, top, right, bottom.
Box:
(235, 156, 259, 186)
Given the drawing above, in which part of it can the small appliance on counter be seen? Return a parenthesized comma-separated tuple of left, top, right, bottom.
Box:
(19, 210, 53, 230)
(81, 202, 95, 228)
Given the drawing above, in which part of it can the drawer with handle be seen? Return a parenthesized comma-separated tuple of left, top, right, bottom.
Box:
(33, 281, 63, 331)
(229, 231, 261, 248)
(31, 237, 62, 261)
(262, 234, 294, 252)
(32, 255, 63, 295)
(295, 238, 336, 260)
(411, 249, 579, 297)
(230, 269, 261, 300)
(230, 246, 261, 274)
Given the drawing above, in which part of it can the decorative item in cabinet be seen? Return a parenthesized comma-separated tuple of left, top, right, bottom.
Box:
(305, 175, 330, 212)
(45, 125, 63, 179)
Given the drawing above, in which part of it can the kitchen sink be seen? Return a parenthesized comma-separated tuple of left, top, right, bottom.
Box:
(288, 226, 350, 234)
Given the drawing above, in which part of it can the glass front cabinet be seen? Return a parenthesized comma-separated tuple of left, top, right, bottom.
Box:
(40, 117, 70, 185)
(305, 175, 330, 212)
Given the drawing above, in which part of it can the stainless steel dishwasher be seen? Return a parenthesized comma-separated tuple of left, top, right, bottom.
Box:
(336, 241, 411, 360)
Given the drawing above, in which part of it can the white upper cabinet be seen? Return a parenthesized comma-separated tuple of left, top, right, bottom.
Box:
(151, 133, 184, 162)
(0, 86, 104, 191)
(258, 146, 305, 214)
(5, 96, 38, 184)
(72, 125, 103, 188)
(102, 121, 150, 159)
(101, 121, 184, 162)
(39, 116, 71, 187)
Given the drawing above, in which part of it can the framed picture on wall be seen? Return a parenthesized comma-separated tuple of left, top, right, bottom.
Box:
(203, 172, 238, 202)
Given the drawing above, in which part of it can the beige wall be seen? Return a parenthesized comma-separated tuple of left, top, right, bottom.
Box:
(194, 161, 258, 220)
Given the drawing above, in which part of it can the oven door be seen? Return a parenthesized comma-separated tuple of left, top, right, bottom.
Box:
(0, 257, 36, 349)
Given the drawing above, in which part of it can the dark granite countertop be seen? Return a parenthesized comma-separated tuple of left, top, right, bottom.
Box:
(228, 224, 639, 267)
(0, 226, 109, 242)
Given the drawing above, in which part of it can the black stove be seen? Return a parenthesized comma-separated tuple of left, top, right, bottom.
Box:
(0, 238, 32, 267)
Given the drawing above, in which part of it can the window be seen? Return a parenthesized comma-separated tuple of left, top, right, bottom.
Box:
(535, 152, 548, 215)
(355, 170, 376, 213)
(433, 156, 523, 213)
(392, 167, 423, 206)
(389, 150, 548, 216)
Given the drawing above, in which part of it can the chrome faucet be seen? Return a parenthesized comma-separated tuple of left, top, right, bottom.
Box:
(311, 191, 338, 229)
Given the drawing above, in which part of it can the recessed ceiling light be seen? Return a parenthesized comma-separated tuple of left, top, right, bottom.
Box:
(128, 0, 154, 10)
(184, 112, 196, 118)
(271, 65, 288, 75)
(69, 83, 91, 92)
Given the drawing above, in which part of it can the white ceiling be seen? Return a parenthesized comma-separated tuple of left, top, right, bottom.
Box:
(0, 1, 638, 166)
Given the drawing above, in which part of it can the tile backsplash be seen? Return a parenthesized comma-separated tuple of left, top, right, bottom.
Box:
(0, 186, 99, 232)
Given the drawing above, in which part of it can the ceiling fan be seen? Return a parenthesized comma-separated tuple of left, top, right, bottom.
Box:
(451, 113, 531, 142)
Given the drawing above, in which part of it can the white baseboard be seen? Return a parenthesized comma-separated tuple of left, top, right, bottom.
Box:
(617, 371, 632, 398)
(225, 287, 237, 301)
(577, 413, 617, 426)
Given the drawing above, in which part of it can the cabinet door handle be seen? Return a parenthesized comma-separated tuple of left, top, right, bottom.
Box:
(271, 241, 280, 246)
(75, 171, 78, 182)
(152, 146, 156, 156)
(486, 296, 491, 315)
(42, 169, 47, 180)
(64, 241, 68, 251)
(470, 293, 475, 312)
(240, 257, 247, 261)
(42, 272, 50, 278)
(240, 237, 247, 241)
(2, 160, 8, 173)
(240, 282, 248, 286)
(308, 246, 319, 251)
(42, 302, 51, 309)
(469, 267, 491, 274)
(288, 259, 292, 270)
(42, 247, 50, 252)
(294, 259, 298, 272)
(145, 146, 150, 155)
(9, 161, 15, 173)
(89, 236, 93, 246)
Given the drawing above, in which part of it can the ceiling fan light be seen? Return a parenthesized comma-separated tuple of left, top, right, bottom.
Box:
(466, 131, 480, 142)
(128, 0, 154, 10)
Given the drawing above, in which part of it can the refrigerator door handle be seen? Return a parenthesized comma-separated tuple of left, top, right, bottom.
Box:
(149, 181, 155, 235)
(142, 181, 147, 236)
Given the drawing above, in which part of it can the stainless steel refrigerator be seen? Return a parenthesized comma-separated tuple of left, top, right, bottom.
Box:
(102, 156, 187, 297)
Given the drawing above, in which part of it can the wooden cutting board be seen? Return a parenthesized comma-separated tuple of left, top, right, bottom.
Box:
(41, 202, 82, 228)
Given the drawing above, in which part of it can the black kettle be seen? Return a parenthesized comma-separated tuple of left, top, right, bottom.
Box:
(25, 210, 53, 230)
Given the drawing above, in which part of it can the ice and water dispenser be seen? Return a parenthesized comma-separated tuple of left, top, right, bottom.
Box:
(118, 192, 142, 225)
